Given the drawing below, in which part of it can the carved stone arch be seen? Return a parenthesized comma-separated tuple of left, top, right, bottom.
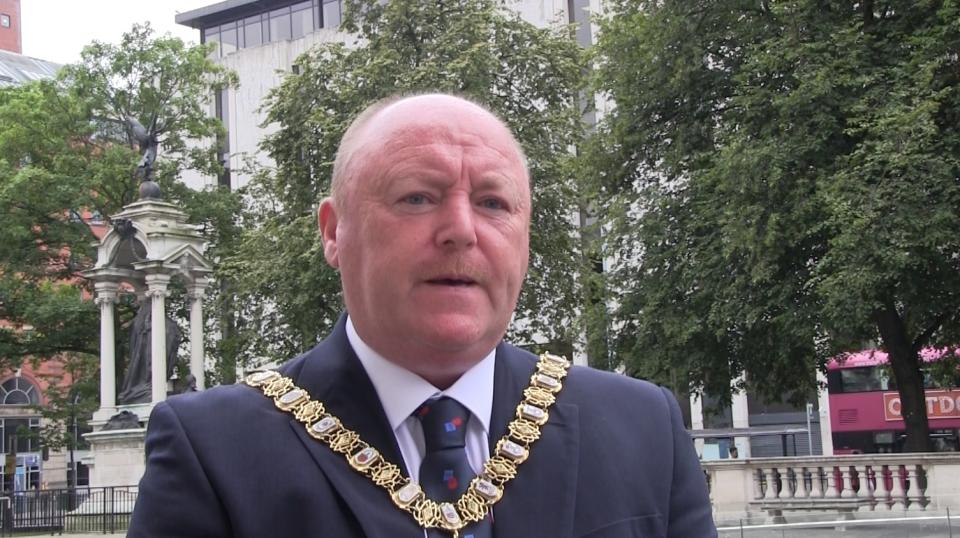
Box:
(97, 226, 151, 269)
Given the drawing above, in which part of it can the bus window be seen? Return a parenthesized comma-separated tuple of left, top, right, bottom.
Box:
(840, 367, 889, 392)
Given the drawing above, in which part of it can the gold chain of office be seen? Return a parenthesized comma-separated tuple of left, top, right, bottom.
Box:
(244, 352, 571, 538)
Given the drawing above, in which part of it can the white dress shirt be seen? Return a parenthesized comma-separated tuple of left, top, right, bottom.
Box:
(346, 316, 495, 484)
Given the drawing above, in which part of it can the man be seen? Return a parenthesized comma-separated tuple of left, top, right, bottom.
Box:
(128, 94, 717, 537)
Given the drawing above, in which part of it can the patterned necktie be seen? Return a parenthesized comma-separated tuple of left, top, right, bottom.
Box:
(415, 396, 493, 538)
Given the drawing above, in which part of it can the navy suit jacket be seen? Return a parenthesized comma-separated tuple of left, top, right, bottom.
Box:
(129, 318, 716, 537)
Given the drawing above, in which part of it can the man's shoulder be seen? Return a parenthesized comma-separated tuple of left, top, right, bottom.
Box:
(565, 364, 671, 408)
(159, 350, 316, 420)
(159, 380, 266, 420)
(568, 363, 663, 392)
(499, 343, 671, 408)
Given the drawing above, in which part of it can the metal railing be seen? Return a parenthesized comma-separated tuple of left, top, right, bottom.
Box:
(0, 486, 137, 536)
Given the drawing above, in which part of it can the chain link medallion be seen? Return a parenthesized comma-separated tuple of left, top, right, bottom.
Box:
(244, 352, 570, 537)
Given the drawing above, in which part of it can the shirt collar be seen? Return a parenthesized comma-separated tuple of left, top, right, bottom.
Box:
(346, 315, 495, 436)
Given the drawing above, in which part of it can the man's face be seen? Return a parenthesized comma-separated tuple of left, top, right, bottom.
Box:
(319, 96, 530, 387)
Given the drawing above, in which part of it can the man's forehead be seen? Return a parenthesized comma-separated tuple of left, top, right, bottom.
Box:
(362, 96, 506, 142)
(355, 98, 523, 162)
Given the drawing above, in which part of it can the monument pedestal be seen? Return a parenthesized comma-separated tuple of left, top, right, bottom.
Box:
(84, 428, 147, 488)
(67, 429, 145, 531)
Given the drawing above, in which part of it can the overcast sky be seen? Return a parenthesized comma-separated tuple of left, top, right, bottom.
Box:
(21, 0, 215, 65)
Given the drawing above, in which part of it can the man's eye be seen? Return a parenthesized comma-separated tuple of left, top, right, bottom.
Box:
(403, 194, 429, 205)
(479, 198, 505, 210)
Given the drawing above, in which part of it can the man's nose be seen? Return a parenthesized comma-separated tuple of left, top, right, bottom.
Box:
(435, 196, 477, 249)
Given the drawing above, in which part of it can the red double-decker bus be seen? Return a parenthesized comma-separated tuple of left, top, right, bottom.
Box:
(827, 348, 960, 453)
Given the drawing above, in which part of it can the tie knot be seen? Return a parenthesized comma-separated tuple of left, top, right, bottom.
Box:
(415, 396, 469, 451)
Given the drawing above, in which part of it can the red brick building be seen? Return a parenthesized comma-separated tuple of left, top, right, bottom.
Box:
(0, 0, 20, 54)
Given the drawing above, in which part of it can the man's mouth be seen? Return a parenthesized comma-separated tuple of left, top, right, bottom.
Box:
(427, 277, 477, 287)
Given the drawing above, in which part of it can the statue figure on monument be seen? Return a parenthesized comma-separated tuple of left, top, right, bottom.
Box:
(126, 115, 162, 200)
(118, 302, 181, 404)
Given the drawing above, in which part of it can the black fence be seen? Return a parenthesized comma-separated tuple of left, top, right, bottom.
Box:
(0, 486, 137, 536)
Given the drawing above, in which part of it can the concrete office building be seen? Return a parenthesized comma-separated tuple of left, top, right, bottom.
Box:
(174, 0, 598, 191)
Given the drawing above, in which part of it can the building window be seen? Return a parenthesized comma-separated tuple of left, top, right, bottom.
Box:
(200, 1, 343, 55)
(203, 26, 221, 56)
(243, 15, 264, 48)
(0, 378, 40, 406)
(291, 2, 314, 39)
(0, 418, 40, 453)
(0, 418, 42, 492)
(269, 7, 292, 42)
(322, 0, 341, 29)
(68, 461, 90, 488)
(1, 14, 10, 28)
(220, 21, 239, 55)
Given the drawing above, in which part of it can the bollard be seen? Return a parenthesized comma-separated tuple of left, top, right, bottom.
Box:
(948, 506, 953, 538)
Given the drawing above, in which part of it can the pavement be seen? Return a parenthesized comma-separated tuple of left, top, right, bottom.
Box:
(718, 515, 958, 537)
(13, 516, 959, 538)
(18, 534, 123, 537)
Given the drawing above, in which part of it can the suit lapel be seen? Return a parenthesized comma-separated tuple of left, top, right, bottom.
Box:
(488, 345, 580, 538)
(286, 317, 420, 537)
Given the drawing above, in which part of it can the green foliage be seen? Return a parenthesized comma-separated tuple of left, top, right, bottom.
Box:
(589, 0, 960, 450)
(0, 24, 240, 444)
(28, 354, 100, 453)
(60, 23, 238, 178)
(224, 0, 587, 365)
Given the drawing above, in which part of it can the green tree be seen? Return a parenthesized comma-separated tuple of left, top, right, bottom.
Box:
(0, 24, 239, 443)
(589, 0, 960, 451)
(222, 0, 587, 365)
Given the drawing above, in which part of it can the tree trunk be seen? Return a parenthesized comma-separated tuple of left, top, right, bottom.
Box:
(862, 0, 875, 28)
(875, 305, 932, 452)
(218, 280, 237, 385)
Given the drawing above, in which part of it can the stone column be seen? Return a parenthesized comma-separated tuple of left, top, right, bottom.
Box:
(731, 374, 751, 457)
(809, 466, 824, 498)
(779, 466, 795, 499)
(825, 467, 840, 499)
(689, 393, 705, 456)
(94, 282, 120, 413)
(763, 467, 779, 500)
(841, 466, 856, 498)
(857, 464, 875, 511)
(906, 465, 925, 511)
(890, 465, 907, 511)
(794, 467, 809, 499)
(187, 278, 210, 390)
(816, 369, 833, 456)
(145, 274, 171, 404)
(874, 465, 892, 510)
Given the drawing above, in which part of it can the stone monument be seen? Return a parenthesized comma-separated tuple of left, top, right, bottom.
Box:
(81, 130, 212, 488)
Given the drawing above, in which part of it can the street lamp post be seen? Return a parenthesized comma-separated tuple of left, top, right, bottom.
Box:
(68, 392, 80, 510)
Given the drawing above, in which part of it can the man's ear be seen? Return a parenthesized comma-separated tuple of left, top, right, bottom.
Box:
(318, 197, 340, 268)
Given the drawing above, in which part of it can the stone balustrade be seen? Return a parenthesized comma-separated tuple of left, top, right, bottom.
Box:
(703, 453, 960, 523)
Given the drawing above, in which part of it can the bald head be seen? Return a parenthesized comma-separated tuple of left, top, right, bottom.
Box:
(330, 93, 528, 209)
